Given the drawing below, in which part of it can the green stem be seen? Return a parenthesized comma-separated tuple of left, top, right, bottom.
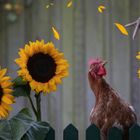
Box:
(35, 93, 41, 121)
(27, 95, 38, 119)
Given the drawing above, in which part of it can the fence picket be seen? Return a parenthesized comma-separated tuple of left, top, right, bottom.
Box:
(63, 124, 78, 140)
(44, 123, 140, 140)
(108, 127, 123, 140)
(86, 124, 100, 140)
(45, 127, 55, 140)
(129, 123, 140, 140)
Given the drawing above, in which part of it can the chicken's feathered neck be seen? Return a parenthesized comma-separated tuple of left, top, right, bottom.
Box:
(88, 73, 110, 98)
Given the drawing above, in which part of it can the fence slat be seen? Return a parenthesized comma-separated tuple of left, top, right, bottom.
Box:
(45, 127, 55, 140)
(108, 127, 123, 140)
(63, 124, 78, 140)
(129, 123, 140, 140)
(86, 124, 100, 140)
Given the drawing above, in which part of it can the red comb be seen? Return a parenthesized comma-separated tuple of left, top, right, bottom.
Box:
(88, 58, 102, 66)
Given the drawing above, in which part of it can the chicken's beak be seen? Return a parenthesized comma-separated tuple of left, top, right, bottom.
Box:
(102, 61, 107, 66)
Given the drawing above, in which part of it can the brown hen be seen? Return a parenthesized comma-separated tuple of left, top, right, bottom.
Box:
(88, 58, 137, 140)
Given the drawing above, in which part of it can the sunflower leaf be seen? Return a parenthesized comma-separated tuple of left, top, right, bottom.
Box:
(13, 76, 27, 87)
(12, 84, 31, 97)
(0, 108, 50, 140)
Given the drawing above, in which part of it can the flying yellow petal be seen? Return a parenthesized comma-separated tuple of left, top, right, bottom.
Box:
(52, 27, 60, 40)
(136, 52, 140, 59)
(50, 3, 54, 6)
(46, 5, 50, 9)
(67, 1, 72, 8)
(98, 5, 106, 13)
(114, 23, 128, 35)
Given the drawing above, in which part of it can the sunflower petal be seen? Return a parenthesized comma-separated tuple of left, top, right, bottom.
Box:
(52, 27, 60, 40)
(2, 96, 13, 104)
(0, 76, 11, 82)
(67, 1, 72, 8)
(115, 23, 128, 35)
(98, 5, 106, 13)
(46, 5, 50, 9)
(136, 53, 140, 59)
(1, 102, 12, 111)
(1, 81, 12, 88)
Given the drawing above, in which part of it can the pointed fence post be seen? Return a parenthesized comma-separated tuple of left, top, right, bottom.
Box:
(129, 123, 140, 140)
(86, 124, 100, 140)
(63, 124, 78, 140)
(45, 127, 55, 140)
(108, 127, 123, 140)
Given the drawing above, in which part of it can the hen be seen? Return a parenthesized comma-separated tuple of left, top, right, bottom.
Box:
(88, 58, 137, 140)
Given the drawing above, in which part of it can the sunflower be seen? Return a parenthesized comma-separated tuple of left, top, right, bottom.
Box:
(15, 40, 69, 93)
(0, 68, 14, 119)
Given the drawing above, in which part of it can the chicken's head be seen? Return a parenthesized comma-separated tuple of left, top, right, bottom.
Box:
(89, 58, 107, 78)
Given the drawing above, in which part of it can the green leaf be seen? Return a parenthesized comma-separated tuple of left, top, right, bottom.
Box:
(0, 108, 50, 140)
(13, 76, 27, 87)
(21, 122, 50, 140)
(12, 84, 31, 97)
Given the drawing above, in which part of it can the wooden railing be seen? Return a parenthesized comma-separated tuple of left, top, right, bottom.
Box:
(45, 123, 140, 140)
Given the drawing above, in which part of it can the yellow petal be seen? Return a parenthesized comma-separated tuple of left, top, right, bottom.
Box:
(0, 107, 8, 117)
(3, 89, 13, 94)
(54, 77, 62, 84)
(67, 1, 72, 8)
(52, 26, 60, 40)
(136, 53, 140, 59)
(0, 110, 5, 118)
(0, 76, 11, 82)
(1, 81, 12, 88)
(2, 96, 13, 104)
(50, 3, 54, 6)
(98, 5, 106, 13)
(1, 102, 12, 111)
(114, 23, 128, 35)
(46, 5, 50, 9)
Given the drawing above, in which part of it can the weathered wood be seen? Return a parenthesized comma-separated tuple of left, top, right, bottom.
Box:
(44, 123, 140, 140)
(129, 123, 140, 140)
(45, 127, 55, 140)
(63, 124, 78, 140)
(108, 127, 123, 140)
(86, 124, 100, 140)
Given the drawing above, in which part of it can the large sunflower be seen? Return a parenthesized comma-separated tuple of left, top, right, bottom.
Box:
(15, 40, 69, 93)
(0, 68, 14, 119)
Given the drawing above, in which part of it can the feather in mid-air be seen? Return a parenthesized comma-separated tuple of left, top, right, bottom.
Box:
(88, 58, 137, 140)
(125, 17, 140, 40)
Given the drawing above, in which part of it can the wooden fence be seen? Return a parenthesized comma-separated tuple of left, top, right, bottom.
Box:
(45, 123, 140, 140)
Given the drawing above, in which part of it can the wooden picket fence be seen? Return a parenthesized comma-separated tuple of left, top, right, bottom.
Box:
(45, 123, 140, 140)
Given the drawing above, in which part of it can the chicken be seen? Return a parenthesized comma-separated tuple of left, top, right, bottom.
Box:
(88, 58, 137, 140)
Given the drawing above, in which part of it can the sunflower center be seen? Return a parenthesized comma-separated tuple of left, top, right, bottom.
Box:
(27, 53, 57, 83)
(0, 86, 3, 103)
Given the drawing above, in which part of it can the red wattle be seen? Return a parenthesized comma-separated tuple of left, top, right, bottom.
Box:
(97, 66, 106, 76)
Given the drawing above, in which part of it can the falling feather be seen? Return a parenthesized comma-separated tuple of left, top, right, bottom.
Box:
(52, 27, 60, 40)
(115, 23, 128, 35)
(67, 1, 72, 8)
(98, 5, 106, 13)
